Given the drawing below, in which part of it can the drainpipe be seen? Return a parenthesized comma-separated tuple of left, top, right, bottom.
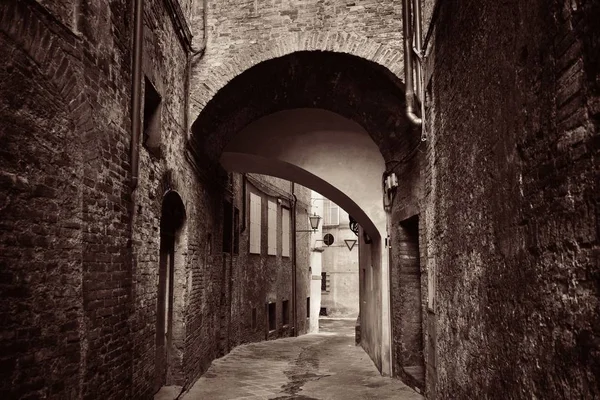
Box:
(241, 173, 247, 232)
(227, 187, 234, 352)
(130, 0, 144, 189)
(412, 0, 423, 104)
(291, 183, 298, 337)
(402, 0, 422, 126)
(184, 0, 209, 141)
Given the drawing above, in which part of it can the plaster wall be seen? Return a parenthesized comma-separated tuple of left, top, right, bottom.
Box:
(321, 209, 360, 318)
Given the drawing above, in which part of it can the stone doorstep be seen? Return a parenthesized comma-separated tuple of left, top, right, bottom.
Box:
(153, 385, 183, 400)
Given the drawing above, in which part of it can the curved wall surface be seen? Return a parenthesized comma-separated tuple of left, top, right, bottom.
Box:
(220, 108, 387, 239)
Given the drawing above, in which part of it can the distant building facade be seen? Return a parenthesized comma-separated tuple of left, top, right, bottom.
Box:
(319, 198, 359, 318)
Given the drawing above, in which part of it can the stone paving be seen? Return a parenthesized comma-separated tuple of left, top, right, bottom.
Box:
(181, 319, 423, 400)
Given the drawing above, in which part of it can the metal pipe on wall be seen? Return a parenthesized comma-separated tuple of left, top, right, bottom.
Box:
(291, 183, 298, 337)
(402, 0, 422, 126)
(184, 0, 209, 143)
(130, 0, 144, 189)
(412, 0, 424, 103)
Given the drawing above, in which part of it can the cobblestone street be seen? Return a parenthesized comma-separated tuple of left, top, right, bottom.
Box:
(182, 319, 423, 400)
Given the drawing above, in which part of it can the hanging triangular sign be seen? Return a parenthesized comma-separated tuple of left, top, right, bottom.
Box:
(344, 239, 357, 251)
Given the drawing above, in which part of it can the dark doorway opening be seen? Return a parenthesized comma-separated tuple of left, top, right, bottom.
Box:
(268, 302, 276, 332)
(282, 300, 290, 326)
(155, 191, 185, 393)
(391, 215, 424, 392)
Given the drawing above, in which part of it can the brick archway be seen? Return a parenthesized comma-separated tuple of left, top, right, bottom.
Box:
(190, 50, 417, 172)
(191, 32, 405, 115)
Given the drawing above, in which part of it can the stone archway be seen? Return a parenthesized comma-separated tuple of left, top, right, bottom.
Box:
(190, 50, 424, 377)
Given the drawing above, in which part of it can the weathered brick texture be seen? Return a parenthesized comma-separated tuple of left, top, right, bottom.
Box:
(2, 0, 598, 398)
(423, 0, 599, 397)
(1, 0, 133, 398)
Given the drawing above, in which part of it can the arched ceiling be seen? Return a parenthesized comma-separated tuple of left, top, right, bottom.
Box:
(190, 51, 418, 167)
(221, 108, 386, 238)
(189, 50, 420, 238)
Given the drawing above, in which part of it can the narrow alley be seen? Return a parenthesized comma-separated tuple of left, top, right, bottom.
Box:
(182, 319, 422, 400)
(1, 0, 598, 399)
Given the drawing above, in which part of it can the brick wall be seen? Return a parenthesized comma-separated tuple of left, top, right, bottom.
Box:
(189, 0, 405, 128)
(390, 215, 424, 392)
(5, 0, 597, 398)
(0, 0, 134, 398)
(0, 6, 84, 398)
(424, 0, 599, 397)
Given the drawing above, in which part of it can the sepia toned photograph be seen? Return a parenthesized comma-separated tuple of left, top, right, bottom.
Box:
(0, 0, 598, 399)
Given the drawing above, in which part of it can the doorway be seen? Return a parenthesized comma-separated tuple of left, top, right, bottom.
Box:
(155, 191, 186, 392)
(391, 215, 425, 391)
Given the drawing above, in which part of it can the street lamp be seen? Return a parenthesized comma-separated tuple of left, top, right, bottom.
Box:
(297, 213, 322, 233)
(308, 213, 322, 231)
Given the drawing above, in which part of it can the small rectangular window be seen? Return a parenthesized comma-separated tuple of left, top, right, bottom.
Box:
(251, 308, 257, 330)
(282, 300, 289, 326)
(267, 199, 277, 255)
(322, 199, 339, 226)
(320, 307, 327, 316)
(268, 302, 276, 331)
(281, 207, 291, 257)
(249, 193, 261, 254)
(321, 272, 328, 292)
(306, 297, 310, 318)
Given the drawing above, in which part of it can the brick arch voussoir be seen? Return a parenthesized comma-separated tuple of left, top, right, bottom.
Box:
(196, 32, 405, 114)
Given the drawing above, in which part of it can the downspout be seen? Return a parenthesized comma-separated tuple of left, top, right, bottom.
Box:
(412, 0, 423, 106)
(130, 0, 144, 189)
(227, 187, 234, 353)
(183, 0, 208, 142)
(291, 183, 298, 337)
(402, 0, 423, 127)
(241, 174, 247, 232)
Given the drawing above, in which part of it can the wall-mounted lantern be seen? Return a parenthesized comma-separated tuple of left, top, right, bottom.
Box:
(308, 213, 322, 231)
(297, 213, 322, 233)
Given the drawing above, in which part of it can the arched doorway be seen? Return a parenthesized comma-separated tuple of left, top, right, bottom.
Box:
(155, 191, 186, 392)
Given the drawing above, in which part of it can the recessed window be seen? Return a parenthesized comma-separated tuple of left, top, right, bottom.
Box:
(306, 297, 310, 318)
(320, 307, 327, 316)
(322, 199, 339, 226)
(268, 302, 276, 331)
(251, 308, 257, 330)
(282, 300, 289, 326)
(142, 77, 161, 157)
(249, 193, 261, 254)
(321, 272, 329, 292)
(267, 199, 277, 255)
(281, 207, 291, 257)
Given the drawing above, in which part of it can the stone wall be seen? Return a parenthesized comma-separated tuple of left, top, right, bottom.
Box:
(423, 0, 599, 397)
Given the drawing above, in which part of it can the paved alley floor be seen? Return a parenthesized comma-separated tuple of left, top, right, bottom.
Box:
(181, 318, 423, 400)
